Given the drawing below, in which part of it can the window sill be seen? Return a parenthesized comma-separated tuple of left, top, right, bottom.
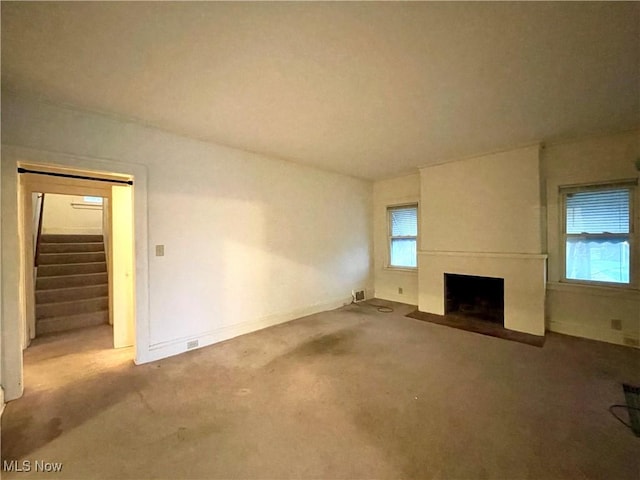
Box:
(383, 266, 418, 274)
(547, 281, 639, 300)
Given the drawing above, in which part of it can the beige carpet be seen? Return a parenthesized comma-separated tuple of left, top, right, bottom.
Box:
(2, 300, 639, 479)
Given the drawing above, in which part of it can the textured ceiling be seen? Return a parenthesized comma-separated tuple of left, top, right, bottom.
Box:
(2, 2, 639, 180)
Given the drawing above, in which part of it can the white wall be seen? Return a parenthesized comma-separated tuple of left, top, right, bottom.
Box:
(0, 153, 4, 414)
(543, 130, 640, 347)
(420, 145, 543, 254)
(418, 145, 546, 336)
(1, 93, 373, 398)
(41, 194, 103, 234)
(373, 174, 420, 305)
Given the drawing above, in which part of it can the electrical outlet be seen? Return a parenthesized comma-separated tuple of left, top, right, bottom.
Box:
(611, 319, 622, 331)
(155, 245, 165, 257)
(398, 287, 403, 294)
(186, 340, 198, 349)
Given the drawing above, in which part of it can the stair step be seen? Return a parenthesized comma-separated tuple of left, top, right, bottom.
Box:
(36, 296, 108, 319)
(37, 311, 109, 336)
(36, 284, 109, 304)
(40, 242, 105, 254)
(37, 262, 107, 277)
(39, 252, 106, 265)
(36, 272, 108, 290)
(40, 234, 103, 243)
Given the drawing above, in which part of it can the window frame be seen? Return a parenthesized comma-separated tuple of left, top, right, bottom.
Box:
(387, 203, 419, 270)
(560, 181, 636, 288)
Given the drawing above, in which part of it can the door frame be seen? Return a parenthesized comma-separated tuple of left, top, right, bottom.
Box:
(1, 145, 150, 401)
(21, 174, 129, 348)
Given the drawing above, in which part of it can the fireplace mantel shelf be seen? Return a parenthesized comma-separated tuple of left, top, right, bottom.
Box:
(418, 250, 548, 260)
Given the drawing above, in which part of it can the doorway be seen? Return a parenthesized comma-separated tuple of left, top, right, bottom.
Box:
(2, 146, 150, 403)
(19, 165, 135, 353)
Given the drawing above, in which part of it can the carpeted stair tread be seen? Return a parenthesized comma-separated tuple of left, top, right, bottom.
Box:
(40, 242, 105, 253)
(36, 284, 109, 304)
(38, 251, 106, 265)
(40, 234, 104, 243)
(37, 261, 107, 277)
(36, 310, 109, 335)
(36, 296, 109, 320)
(36, 272, 108, 290)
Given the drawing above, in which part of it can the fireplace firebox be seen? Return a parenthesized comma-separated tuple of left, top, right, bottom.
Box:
(445, 274, 504, 324)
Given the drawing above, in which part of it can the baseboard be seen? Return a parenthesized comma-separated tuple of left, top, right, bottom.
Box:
(548, 320, 639, 348)
(374, 290, 418, 306)
(135, 295, 352, 364)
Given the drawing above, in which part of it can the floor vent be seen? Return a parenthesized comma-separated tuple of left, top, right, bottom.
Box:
(354, 290, 366, 302)
(187, 340, 199, 349)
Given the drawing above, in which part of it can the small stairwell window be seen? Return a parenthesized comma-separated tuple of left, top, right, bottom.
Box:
(562, 183, 635, 285)
(388, 204, 418, 268)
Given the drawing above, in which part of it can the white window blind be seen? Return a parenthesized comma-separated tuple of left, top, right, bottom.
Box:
(566, 189, 630, 234)
(563, 185, 634, 285)
(390, 207, 418, 237)
(389, 205, 418, 268)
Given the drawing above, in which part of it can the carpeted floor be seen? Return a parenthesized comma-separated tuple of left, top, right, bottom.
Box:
(2, 300, 639, 479)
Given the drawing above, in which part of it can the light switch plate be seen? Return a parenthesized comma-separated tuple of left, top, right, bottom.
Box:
(155, 245, 165, 256)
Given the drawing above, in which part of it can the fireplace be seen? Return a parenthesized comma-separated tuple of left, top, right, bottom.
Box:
(445, 273, 504, 324)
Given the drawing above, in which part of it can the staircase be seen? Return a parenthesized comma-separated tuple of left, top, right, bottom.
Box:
(36, 234, 109, 335)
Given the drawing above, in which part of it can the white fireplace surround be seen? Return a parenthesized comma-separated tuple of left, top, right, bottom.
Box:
(418, 251, 547, 336)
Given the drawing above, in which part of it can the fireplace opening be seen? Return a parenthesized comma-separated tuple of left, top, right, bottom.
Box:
(445, 274, 504, 324)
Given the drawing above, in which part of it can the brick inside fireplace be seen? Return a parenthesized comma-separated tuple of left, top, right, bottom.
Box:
(445, 273, 504, 324)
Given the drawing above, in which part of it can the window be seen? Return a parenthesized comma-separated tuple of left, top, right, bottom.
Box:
(562, 183, 635, 285)
(388, 204, 418, 268)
